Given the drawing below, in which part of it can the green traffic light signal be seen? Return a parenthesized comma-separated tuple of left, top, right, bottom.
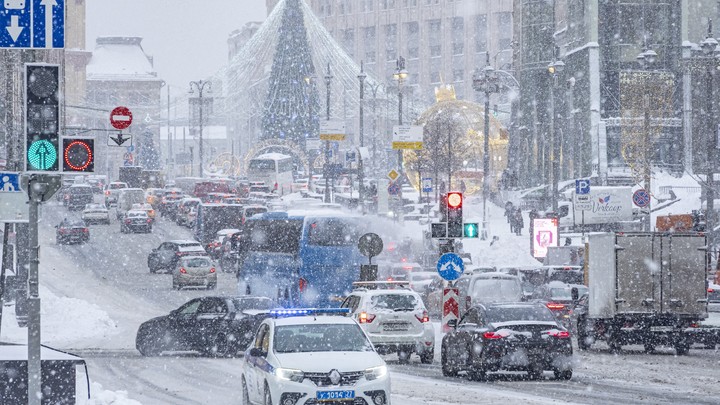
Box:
(463, 223, 479, 238)
(27, 139, 58, 171)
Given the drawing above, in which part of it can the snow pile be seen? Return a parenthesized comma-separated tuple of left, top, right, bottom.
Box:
(1, 286, 118, 347)
(85, 382, 143, 405)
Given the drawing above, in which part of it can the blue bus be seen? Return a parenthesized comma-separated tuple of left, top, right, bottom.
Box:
(236, 210, 367, 306)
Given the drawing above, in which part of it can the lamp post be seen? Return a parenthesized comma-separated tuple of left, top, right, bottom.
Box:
(358, 62, 367, 211)
(699, 21, 719, 258)
(472, 53, 500, 240)
(635, 39, 657, 231)
(547, 55, 565, 213)
(189, 80, 211, 178)
(324, 63, 333, 203)
(393, 56, 408, 171)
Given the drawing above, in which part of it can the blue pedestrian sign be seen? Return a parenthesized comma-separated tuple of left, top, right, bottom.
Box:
(437, 253, 465, 281)
(0, 172, 20, 192)
(0, 0, 65, 49)
(575, 179, 591, 195)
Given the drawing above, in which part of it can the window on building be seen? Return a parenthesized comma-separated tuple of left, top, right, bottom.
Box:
(405, 21, 419, 59)
(453, 69, 464, 82)
(385, 24, 397, 61)
(430, 71, 441, 84)
(452, 16, 464, 55)
(497, 12, 512, 50)
(430, 45, 442, 57)
(366, 51, 377, 63)
(342, 28, 355, 58)
(428, 19, 442, 57)
(474, 14, 487, 53)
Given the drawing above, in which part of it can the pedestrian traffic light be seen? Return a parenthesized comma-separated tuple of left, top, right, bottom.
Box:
(447, 192, 463, 238)
(62, 138, 95, 173)
(25, 64, 60, 172)
(463, 223, 479, 238)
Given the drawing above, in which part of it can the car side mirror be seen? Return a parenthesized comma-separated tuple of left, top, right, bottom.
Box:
(248, 347, 265, 357)
(571, 287, 579, 302)
(447, 319, 458, 329)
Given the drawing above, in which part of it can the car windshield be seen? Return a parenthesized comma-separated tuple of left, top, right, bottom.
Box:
(469, 278, 521, 303)
(273, 324, 373, 353)
(110, 184, 126, 189)
(64, 220, 85, 227)
(485, 306, 557, 323)
(128, 212, 146, 217)
(370, 294, 420, 311)
(184, 258, 210, 267)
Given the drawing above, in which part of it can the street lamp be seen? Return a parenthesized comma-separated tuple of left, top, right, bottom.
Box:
(358, 62, 367, 212)
(472, 53, 500, 239)
(635, 38, 656, 231)
(324, 63, 333, 203)
(189, 80, 211, 178)
(393, 56, 408, 170)
(547, 55, 565, 213)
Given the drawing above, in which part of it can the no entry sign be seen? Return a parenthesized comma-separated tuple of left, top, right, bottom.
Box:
(110, 106, 133, 130)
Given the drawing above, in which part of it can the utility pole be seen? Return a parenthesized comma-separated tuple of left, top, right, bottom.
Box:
(358, 62, 367, 212)
(324, 63, 333, 203)
(189, 80, 211, 178)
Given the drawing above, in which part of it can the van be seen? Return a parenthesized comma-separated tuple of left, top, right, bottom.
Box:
(66, 184, 94, 210)
(116, 188, 146, 219)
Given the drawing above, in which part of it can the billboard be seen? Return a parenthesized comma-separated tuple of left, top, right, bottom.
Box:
(532, 218, 558, 259)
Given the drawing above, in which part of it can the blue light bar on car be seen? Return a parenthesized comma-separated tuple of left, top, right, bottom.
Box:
(269, 308, 350, 318)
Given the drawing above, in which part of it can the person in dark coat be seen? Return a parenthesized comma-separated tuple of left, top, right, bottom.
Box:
(514, 208, 524, 236)
(504, 201, 514, 225)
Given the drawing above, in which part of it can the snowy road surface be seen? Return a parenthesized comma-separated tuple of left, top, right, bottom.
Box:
(3, 198, 720, 404)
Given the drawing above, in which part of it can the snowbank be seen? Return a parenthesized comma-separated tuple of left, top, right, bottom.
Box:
(84, 382, 143, 405)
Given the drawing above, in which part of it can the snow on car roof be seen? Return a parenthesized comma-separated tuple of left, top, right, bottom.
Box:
(271, 315, 358, 327)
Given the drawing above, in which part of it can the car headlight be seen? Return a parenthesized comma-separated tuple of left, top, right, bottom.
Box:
(274, 367, 304, 383)
(364, 365, 387, 381)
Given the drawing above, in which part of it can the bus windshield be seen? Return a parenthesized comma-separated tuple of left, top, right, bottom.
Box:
(248, 159, 276, 171)
(246, 219, 304, 253)
(307, 217, 364, 246)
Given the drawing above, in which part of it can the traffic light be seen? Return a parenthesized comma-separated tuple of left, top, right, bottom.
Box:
(463, 223, 479, 238)
(25, 64, 60, 172)
(62, 138, 94, 172)
(439, 193, 448, 222)
(447, 192, 463, 238)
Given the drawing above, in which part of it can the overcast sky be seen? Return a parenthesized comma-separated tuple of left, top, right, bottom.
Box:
(86, 0, 268, 90)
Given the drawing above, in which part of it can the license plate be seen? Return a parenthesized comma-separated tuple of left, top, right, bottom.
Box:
(651, 326, 675, 332)
(383, 322, 409, 331)
(316, 390, 355, 401)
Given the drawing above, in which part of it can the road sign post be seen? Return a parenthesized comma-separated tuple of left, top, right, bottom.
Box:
(442, 287, 459, 333)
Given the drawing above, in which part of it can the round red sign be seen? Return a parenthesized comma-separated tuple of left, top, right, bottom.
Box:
(110, 106, 133, 130)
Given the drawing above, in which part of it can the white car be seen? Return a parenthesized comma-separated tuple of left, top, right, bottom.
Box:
(104, 181, 128, 206)
(241, 308, 390, 405)
(341, 282, 435, 364)
(81, 203, 110, 225)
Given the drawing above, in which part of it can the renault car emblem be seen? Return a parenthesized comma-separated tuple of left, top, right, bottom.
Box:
(329, 369, 342, 385)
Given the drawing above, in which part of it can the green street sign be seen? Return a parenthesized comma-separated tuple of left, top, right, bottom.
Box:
(463, 223, 479, 238)
(27, 139, 58, 171)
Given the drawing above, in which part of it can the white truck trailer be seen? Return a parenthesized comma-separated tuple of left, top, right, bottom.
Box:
(575, 232, 707, 354)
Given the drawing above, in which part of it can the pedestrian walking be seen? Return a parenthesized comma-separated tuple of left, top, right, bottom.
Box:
(504, 201, 514, 224)
(514, 209, 524, 236)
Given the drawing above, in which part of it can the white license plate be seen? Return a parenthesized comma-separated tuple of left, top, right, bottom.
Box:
(383, 323, 409, 331)
(317, 390, 355, 401)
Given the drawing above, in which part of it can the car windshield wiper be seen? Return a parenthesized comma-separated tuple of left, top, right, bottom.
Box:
(393, 308, 415, 312)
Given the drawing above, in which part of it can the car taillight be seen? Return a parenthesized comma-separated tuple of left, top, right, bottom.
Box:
(546, 302, 566, 311)
(209, 267, 216, 273)
(690, 322, 700, 328)
(299, 277, 308, 293)
(483, 331, 507, 340)
(125, 219, 131, 224)
(147, 219, 152, 223)
(179, 267, 187, 274)
(358, 312, 376, 324)
(546, 330, 571, 339)
(149, 210, 155, 216)
(709, 288, 715, 293)
(64, 195, 69, 200)
(83, 228, 88, 233)
(59, 229, 66, 234)
(105, 191, 110, 196)
(415, 310, 429, 323)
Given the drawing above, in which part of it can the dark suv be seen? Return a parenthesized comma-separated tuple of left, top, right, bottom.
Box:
(66, 185, 94, 210)
(147, 240, 208, 273)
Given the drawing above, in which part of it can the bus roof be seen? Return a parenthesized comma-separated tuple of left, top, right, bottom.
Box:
(247, 210, 360, 221)
(253, 152, 291, 160)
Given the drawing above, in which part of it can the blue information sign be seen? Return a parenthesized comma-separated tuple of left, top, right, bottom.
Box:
(575, 179, 591, 195)
(436, 253, 465, 281)
(0, 0, 64, 49)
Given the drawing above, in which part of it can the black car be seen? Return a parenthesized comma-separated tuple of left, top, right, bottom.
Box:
(147, 240, 208, 273)
(56, 219, 89, 244)
(441, 302, 573, 381)
(120, 210, 152, 233)
(65, 184, 94, 211)
(135, 296, 274, 357)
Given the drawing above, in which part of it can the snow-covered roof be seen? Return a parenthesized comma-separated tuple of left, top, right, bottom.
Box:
(87, 37, 160, 82)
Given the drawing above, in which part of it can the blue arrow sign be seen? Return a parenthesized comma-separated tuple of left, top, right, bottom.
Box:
(437, 253, 465, 281)
(0, 0, 64, 48)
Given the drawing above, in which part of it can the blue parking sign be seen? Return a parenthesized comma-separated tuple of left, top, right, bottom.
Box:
(575, 179, 591, 195)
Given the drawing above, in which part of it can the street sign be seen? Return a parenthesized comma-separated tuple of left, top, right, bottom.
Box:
(392, 125, 423, 150)
(421, 177, 432, 193)
(0, 172, 21, 192)
(574, 194, 592, 211)
(345, 150, 356, 162)
(442, 287, 459, 333)
(387, 169, 400, 182)
(575, 179, 591, 195)
(633, 189, 651, 208)
(358, 233, 383, 262)
(532, 218, 559, 259)
(387, 181, 401, 196)
(436, 252, 464, 281)
(110, 106, 133, 130)
(320, 120, 346, 141)
(0, 0, 65, 48)
(431, 222, 447, 238)
(123, 152, 134, 167)
(108, 133, 132, 147)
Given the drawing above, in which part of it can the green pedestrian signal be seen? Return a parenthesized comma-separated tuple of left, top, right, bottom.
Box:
(27, 139, 58, 171)
(463, 223, 479, 238)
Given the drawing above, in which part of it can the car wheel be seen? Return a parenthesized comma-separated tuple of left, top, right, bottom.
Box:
(263, 383, 272, 405)
(675, 343, 690, 355)
(644, 344, 655, 354)
(136, 330, 162, 356)
(554, 369, 573, 380)
(209, 333, 232, 357)
(207, 283, 217, 290)
(241, 377, 250, 405)
(397, 348, 411, 364)
(528, 363, 544, 380)
(576, 318, 591, 350)
(468, 367, 487, 381)
(441, 345, 458, 377)
(420, 348, 434, 364)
